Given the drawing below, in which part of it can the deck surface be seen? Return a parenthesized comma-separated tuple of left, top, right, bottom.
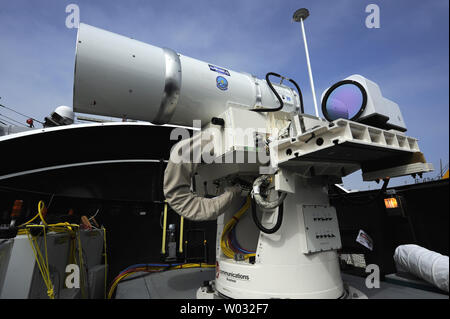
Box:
(115, 268, 448, 299)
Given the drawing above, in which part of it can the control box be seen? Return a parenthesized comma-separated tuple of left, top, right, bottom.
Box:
(301, 205, 342, 254)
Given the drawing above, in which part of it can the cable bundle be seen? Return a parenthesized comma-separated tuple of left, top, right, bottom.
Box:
(107, 263, 215, 299)
(220, 197, 255, 260)
(25, 225, 54, 298)
(14, 200, 107, 299)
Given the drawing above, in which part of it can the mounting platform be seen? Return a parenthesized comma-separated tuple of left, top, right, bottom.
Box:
(270, 117, 433, 180)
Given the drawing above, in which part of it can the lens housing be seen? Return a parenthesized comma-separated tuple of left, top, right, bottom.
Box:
(321, 80, 367, 122)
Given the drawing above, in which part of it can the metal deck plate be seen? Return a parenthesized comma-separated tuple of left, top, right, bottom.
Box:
(115, 268, 448, 299)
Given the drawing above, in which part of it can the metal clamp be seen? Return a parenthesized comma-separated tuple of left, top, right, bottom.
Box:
(153, 48, 182, 124)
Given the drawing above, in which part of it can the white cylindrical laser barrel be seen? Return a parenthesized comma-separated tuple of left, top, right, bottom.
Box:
(73, 23, 300, 127)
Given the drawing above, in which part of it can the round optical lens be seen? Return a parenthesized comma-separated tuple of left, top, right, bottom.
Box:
(324, 83, 364, 121)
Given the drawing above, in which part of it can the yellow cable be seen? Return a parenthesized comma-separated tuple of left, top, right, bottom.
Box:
(108, 272, 132, 299)
(161, 201, 168, 254)
(103, 227, 108, 299)
(26, 226, 54, 299)
(179, 216, 184, 253)
(107, 263, 215, 299)
(37, 200, 48, 226)
(19, 217, 86, 299)
(77, 230, 86, 299)
(18, 200, 49, 228)
(42, 226, 54, 299)
(220, 197, 255, 260)
(18, 213, 39, 227)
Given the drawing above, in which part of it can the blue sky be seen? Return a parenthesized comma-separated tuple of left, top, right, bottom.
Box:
(0, 0, 448, 190)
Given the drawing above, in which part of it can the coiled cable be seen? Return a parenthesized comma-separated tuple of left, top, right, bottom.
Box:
(252, 72, 304, 114)
(251, 175, 286, 234)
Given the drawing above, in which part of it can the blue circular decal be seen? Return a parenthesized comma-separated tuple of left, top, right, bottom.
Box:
(216, 76, 228, 91)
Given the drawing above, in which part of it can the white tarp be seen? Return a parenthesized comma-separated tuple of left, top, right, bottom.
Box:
(394, 244, 449, 292)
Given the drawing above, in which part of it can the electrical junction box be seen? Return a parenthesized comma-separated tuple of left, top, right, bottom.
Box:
(300, 205, 342, 254)
(204, 106, 268, 161)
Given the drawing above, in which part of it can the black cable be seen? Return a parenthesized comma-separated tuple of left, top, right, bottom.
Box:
(406, 215, 418, 242)
(0, 113, 27, 127)
(0, 102, 44, 124)
(0, 117, 18, 126)
(288, 78, 304, 114)
(251, 72, 284, 113)
(252, 72, 304, 114)
(47, 193, 55, 210)
(251, 196, 284, 234)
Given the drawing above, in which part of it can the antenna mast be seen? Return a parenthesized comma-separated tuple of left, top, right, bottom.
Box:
(293, 8, 320, 118)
